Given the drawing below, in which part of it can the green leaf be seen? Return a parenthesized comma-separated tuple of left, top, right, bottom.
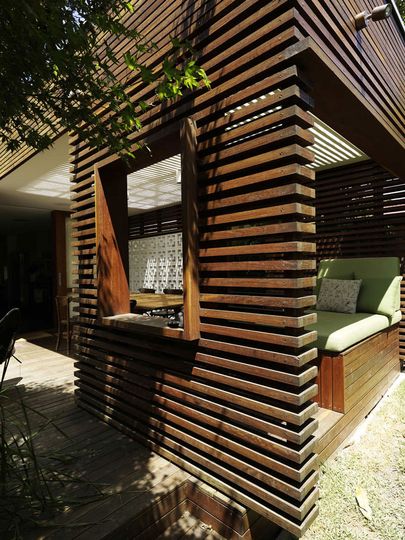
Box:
(138, 101, 149, 112)
(123, 52, 138, 71)
(0, 0, 211, 159)
(139, 66, 155, 83)
(170, 37, 182, 48)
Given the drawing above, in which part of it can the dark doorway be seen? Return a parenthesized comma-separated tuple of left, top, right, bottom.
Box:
(0, 211, 53, 332)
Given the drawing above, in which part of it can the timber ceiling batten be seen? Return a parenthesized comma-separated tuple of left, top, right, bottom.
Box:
(127, 154, 181, 213)
(307, 116, 367, 170)
(69, 1, 320, 536)
(218, 91, 368, 171)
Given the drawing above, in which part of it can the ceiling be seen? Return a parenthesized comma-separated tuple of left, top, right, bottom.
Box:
(127, 154, 182, 215)
(307, 115, 367, 170)
(0, 137, 182, 220)
(0, 134, 70, 215)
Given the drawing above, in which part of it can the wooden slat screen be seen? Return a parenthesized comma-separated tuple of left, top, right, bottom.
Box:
(3, 0, 404, 179)
(69, 1, 320, 536)
(128, 204, 182, 240)
(1, 1, 402, 535)
(295, 0, 405, 150)
(315, 159, 405, 361)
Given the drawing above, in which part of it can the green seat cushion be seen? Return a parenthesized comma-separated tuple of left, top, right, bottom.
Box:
(318, 257, 400, 281)
(355, 276, 402, 317)
(306, 311, 390, 352)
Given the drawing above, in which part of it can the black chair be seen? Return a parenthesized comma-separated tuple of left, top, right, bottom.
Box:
(0, 308, 22, 391)
(130, 299, 138, 313)
(163, 288, 183, 295)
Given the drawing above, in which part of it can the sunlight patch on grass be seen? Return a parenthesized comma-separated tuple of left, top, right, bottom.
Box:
(302, 376, 405, 540)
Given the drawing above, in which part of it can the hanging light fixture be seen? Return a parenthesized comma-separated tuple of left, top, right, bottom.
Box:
(355, 4, 393, 31)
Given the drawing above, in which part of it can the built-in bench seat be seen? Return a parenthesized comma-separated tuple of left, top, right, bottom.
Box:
(308, 257, 402, 415)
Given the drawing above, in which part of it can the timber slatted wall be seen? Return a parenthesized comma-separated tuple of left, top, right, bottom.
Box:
(295, 0, 405, 148)
(0, 122, 63, 181)
(128, 204, 182, 240)
(70, 0, 320, 536)
(315, 160, 405, 361)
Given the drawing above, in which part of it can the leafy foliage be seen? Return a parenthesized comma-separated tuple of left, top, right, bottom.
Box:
(0, 1, 210, 157)
(0, 391, 104, 538)
(395, 0, 405, 20)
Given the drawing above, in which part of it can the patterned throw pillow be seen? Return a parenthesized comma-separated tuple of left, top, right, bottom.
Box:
(316, 278, 362, 314)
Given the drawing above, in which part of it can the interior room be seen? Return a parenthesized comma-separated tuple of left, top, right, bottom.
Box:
(0, 135, 72, 333)
(127, 154, 183, 324)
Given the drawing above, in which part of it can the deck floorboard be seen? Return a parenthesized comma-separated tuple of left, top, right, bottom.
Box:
(2, 334, 189, 540)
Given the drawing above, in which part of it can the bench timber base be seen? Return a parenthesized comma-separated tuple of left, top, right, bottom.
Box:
(314, 324, 400, 462)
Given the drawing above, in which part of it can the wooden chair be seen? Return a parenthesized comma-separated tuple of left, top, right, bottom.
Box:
(55, 296, 72, 355)
(139, 288, 156, 293)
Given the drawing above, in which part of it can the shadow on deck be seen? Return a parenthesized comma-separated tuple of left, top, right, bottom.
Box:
(1, 336, 191, 540)
(2, 336, 279, 540)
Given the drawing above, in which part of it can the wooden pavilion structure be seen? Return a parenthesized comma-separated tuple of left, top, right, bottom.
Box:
(1, 1, 404, 537)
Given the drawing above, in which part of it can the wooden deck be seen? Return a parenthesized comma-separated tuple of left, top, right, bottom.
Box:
(2, 334, 190, 540)
(2, 333, 278, 540)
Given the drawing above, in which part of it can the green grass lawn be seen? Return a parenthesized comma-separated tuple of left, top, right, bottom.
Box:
(301, 374, 405, 540)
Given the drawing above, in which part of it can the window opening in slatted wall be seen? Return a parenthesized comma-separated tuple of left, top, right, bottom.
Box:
(96, 120, 199, 340)
(128, 155, 183, 294)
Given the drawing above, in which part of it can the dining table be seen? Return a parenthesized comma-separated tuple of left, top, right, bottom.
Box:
(129, 292, 183, 312)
